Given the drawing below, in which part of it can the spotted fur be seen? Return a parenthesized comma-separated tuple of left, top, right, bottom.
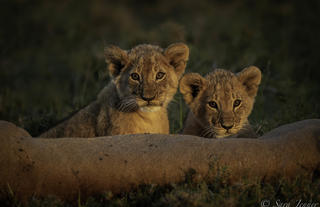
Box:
(40, 43, 189, 138)
(180, 66, 261, 138)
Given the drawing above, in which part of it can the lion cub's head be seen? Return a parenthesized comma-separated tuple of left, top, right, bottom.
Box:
(180, 66, 261, 138)
(103, 43, 189, 112)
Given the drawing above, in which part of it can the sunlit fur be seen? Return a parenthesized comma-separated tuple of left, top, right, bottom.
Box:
(106, 44, 182, 113)
(40, 43, 189, 138)
(180, 66, 261, 138)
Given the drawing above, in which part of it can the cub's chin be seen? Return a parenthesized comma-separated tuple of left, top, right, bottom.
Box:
(216, 128, 242, 138)
(136, 99, 164, 112)
(139, 106, 162, 112)
(200, 124, 241, 139)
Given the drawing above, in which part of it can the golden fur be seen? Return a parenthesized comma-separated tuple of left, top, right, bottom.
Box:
(40, 43, 189, 138)
(180, 66, 261, 138)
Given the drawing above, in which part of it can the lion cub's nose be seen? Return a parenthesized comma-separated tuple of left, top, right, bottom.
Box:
(141, 95, 156, 102)
(221, 123, 234, 130)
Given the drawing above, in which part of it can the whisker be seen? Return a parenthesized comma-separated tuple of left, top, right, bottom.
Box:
(126, 99, 139, 112)
(127, 102, 138, 112)
(208, 131, 216, 138)
(200, 126, 216, 138)
(119, 102, 130, 112)
(200, 126, 210, 135)
(116, 97, 139, 112)
(117, 102, 125, 112)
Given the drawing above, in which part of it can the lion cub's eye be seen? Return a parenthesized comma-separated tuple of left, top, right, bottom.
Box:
(233, 99, 241, 107)
(208, 101, 218, 109)
(130, 73, 140, 81)
(156, 72, 165, 80)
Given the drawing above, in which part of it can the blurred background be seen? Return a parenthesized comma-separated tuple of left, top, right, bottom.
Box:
(1, 0, 319, 136)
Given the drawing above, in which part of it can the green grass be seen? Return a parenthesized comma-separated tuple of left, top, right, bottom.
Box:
(1, 169, 320, 207)
(1, 0, 320, 206)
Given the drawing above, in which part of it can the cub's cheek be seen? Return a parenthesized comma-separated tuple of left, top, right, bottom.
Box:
(229, 128, 239, 135)
(240, 105, 251, 117)
(128, 84, 140, 96)
(202, 112, 215, 126)
(136, 99, 148, 107)
(130, 89, 138, 96)
(159, 93, 170, 104)
(206, 109, 218, 123)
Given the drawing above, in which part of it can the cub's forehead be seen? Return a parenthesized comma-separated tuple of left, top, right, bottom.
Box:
(204, 69, 243, 97)
(129, 44, 163, 56)
(127, 44, 170, 69)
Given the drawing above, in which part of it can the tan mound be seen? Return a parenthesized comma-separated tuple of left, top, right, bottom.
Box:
(0, 119, 319, 202)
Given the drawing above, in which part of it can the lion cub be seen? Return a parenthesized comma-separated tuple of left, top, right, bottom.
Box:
(180, 66, 261, 138)
(40, 43, 189, 138)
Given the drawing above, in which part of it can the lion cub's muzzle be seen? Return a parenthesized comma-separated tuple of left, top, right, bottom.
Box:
(141, 94, 156, 102)
(138, 91, 162, 112)
(219, 113, 234, 130)
(139, 87, 159, 105)
(220, 121, 234, 130)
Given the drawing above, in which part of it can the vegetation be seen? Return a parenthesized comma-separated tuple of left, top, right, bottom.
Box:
(1, 171, 320, 207)
(1, 0, 319, 206)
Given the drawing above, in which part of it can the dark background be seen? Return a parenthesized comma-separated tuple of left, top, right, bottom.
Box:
(1, 0, 320, 205)
(1, 0, 319, 136)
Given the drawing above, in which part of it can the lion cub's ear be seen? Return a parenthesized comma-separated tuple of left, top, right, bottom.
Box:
(179, 73, 207, 105)
(164, 43, 189, 77)
(237, 66, 262, 98)
(104, 45, 128, 78)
